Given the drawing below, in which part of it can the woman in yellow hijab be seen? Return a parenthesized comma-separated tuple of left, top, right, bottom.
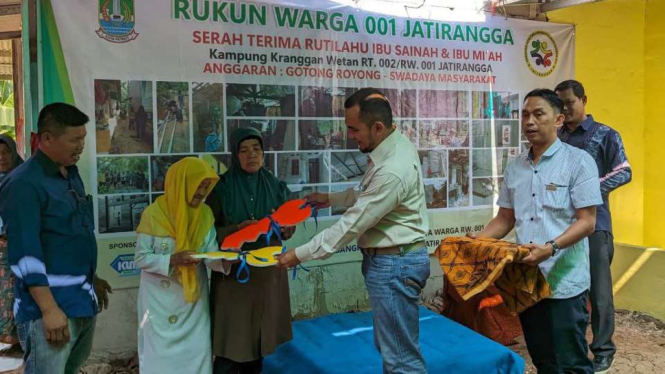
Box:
(134, 157, 229, 374)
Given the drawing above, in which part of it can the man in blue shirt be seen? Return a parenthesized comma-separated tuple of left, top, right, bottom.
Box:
(476, 89, 602, 374)
(555, 80, 631, 374)
(0, 103, 112, 374)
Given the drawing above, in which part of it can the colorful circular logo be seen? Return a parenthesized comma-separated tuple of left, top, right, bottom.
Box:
(524, 31, 558, 77)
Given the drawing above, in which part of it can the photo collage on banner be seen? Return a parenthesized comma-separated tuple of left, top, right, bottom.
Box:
(94, 80, 520, 235)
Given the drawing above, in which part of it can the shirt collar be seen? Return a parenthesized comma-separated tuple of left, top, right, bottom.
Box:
(528, 138, 563, 161)
(559, 114, 594, 135)
(580, 115, 595, 131)
(368, 130, 399, 166)
(34, 150, 77, 177)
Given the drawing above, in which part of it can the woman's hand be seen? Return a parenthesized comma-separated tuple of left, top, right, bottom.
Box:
(169, 251, 201, 266)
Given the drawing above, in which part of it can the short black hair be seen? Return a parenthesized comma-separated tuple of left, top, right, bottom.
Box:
(524, 89, 564, 114)
(554, 79, 585, 99)
(37, 102, 89, 136)
(344, 88, 393, 130)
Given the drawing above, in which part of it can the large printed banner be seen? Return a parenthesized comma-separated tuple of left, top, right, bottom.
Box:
(50, 0, 574, 288)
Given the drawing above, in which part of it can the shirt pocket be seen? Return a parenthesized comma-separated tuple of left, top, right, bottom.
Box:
(542, 183, 570, 210)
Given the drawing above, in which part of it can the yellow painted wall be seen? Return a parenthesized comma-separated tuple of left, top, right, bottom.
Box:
(548, 0, 646, 246)
(611, 244, 665, 320)
(643, 0, 665, 249)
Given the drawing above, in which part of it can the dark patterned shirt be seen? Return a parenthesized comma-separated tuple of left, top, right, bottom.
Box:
(558, 115, 632, 233)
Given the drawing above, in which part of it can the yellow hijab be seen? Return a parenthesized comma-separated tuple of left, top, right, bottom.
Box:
(137, 157, 219, 302)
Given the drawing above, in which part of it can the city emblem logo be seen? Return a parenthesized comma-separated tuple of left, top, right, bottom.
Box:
(524, 31, 558, 77)
(96, 0, 139, 43)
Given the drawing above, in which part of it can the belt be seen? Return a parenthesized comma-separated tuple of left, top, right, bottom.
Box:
(360, 241, 426, 256)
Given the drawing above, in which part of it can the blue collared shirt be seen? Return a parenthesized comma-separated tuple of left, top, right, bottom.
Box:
(498, 139, 603, 299)
(558, 115, 632, 233)
(0, 151, 98, 323)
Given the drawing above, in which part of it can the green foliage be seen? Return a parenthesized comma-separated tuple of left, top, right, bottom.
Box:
(0, 80, 16, 139)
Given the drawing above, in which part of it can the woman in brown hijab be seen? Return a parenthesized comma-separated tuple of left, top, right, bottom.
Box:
(206, 127, 294, 374)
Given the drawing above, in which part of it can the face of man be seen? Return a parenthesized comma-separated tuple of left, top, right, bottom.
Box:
(237, 138, 264, 173)
(41, 126, 87, 167)
(345, 105, 382, 154)
(521, 96, 564, 147)
(556, 88, 587, 126)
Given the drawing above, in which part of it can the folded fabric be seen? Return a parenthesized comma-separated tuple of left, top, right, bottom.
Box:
(435, 237, 551, 314)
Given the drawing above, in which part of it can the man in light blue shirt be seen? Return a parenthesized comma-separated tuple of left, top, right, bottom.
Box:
(476, 89, 602, 374)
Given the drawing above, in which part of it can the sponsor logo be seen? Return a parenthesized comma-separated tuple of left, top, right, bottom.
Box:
(111, 254, 139, 276)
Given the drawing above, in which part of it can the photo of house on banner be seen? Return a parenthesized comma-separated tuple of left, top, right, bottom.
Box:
(97, 156, 149, 195)
(277, 152, 330, 185)
(419, 150, 448, 179)
(98, 194, 149, 234)
(472, 120, 520, 148)
(418, 90, 469, 118)
(330, 183, 359, 216)
(156, 81, 190, 154)
(472, 177, 503, 206)
(472, 91, 520, 119)
(448, 150, 470, 207)
(299, 86, 356, 117)
(95, 79, 154, 154)
(424, 179, 447, 209)
(299, 120, 356, 150)
(472, 148, 519, 178)
(150, 154, 195, 192)
(227, 119, 296, 151)
(419, 120, 469, 148)
(192, 82, 224, 152)
(396, 120, 418, 145)
(330, 151, 368, 183)
(227, 84, 295, 117)
(289, 185, 330, 217)
(381, 88, 417, 118)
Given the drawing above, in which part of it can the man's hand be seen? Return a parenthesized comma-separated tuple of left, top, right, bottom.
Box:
(237, 220, 258, 230)
(304, 192, 330, 209)
(519, 243, 554, 266)
(42, 306, 69, 346)
(170, 251, 201, 267)
(274, 250, 301, 269)
(93, 276, 113, 311)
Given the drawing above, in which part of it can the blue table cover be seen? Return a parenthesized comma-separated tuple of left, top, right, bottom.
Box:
(264, 307, 524, 373)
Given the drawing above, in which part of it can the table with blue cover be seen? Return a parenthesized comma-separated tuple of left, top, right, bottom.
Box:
(264, 307, 524, 374)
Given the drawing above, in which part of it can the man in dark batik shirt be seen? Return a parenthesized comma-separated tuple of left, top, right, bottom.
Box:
(555, 80, 632, 374)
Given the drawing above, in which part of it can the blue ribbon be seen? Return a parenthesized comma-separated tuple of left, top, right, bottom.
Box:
(266, 216, 283, 246)
(235, 252, 250, 284)
(299, 201, 319, 234)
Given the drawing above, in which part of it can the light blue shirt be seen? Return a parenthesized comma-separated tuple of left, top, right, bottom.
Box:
(498, 138, 603, 299)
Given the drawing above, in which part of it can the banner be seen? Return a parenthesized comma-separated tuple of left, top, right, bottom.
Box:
(48, 0, 574, 288)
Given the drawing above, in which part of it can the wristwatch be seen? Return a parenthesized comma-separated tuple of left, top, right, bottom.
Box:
(545, 240, 560, 257)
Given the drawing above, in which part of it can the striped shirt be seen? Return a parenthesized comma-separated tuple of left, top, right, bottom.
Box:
(497, 139, 603, 299)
